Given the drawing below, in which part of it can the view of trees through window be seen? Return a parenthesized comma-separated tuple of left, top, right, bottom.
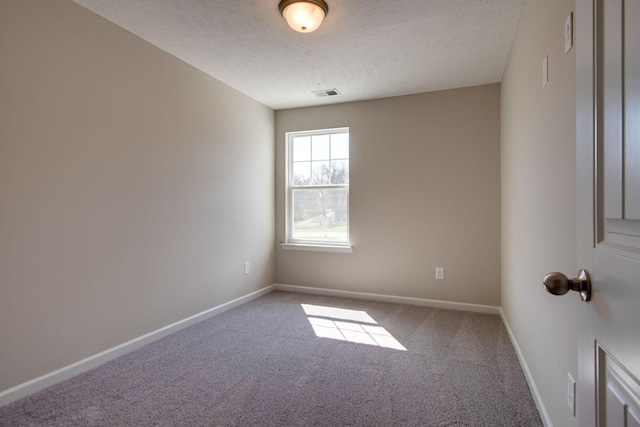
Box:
(289, 130, 349, 243)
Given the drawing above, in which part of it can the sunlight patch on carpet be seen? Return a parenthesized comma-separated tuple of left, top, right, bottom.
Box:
(302, 304, 407, 351)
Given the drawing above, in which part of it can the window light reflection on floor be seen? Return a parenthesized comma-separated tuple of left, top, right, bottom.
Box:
(301, 304, 407, 351)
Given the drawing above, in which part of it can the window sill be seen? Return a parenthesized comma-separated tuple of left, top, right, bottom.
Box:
(281, 243, 353, 253)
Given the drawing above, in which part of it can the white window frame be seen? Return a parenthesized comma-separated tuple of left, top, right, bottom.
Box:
(283, 127, 352, 253)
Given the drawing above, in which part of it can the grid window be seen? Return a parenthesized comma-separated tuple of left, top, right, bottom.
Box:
(287, 128, 349, 245)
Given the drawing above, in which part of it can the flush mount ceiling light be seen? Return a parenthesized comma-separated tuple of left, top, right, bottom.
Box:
(279, 0, 329, 33)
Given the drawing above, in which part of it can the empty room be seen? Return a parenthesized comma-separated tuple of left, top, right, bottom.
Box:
(2, 0, 639, 426)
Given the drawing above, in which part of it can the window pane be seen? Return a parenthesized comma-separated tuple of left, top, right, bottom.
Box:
(311, 161, 331, 185)
(331, 133, 349, 159)
(312, 135, 330, 160)
(292, 188, 348, 242)
(330, 160, 349, 185)
(293, 137, 311, 161)
(293, 161, 311, 185)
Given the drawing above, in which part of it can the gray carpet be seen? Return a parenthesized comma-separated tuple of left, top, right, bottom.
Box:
(0, 291, 542, 426)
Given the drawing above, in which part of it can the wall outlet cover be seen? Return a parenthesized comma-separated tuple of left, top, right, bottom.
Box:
(567, 372, 576, 416)
(565, 12, 574, 54)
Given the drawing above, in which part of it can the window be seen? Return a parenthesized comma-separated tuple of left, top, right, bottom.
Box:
(285, 128, 350, 249)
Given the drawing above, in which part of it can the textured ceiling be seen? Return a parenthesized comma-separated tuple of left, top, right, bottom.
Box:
(73, 0, 525, 110)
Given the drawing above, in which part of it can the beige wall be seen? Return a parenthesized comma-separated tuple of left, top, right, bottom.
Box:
(276, 85, 501, 306)
(501, 0, 578, 426)
(0, 0, 274, 392)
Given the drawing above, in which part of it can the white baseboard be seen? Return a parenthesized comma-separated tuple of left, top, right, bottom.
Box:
(500, 308, 552, 427)
(0, 284, 275, 407)
(273, 284, 501, 314)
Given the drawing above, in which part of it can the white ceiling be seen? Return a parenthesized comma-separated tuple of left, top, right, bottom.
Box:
(73, 0, 525, 110)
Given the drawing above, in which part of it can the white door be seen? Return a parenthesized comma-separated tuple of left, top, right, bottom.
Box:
(575, 0, 640, 426)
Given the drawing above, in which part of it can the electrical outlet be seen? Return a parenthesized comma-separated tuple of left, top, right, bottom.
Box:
(244, 262, 250, 275)
(567, 372, 576, 416)
(435, 267, 445, 280)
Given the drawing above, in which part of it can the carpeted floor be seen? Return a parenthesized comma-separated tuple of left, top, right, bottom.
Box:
(0, 291, 542, 426)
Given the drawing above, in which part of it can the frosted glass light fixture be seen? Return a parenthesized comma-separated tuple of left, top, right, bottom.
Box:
(279, 0, 329, 33)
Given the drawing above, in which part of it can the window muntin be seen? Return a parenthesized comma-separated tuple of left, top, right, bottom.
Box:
(287, 128, 349, 245)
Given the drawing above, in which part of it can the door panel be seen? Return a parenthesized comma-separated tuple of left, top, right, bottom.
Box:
(603, 0, 623, 220)
(601, 346, 640, 427)
(602, 0, 640, 248)
(625, 0, 640, 220)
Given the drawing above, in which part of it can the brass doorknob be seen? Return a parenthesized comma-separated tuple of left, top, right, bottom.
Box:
(543, 269, 591, 302)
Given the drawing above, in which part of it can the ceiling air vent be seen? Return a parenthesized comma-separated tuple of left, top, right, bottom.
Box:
(313, 89, 341, 98)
